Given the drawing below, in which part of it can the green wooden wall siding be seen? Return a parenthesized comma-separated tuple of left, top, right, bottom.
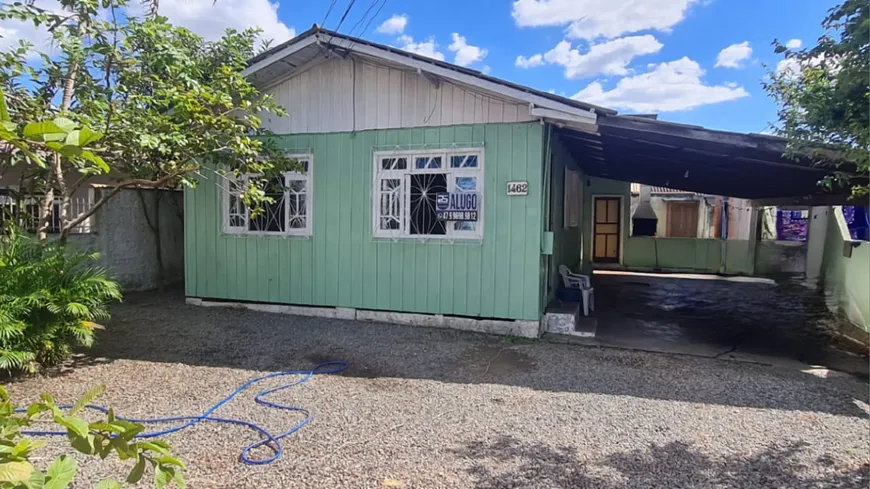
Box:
(184, 122, 545, 321)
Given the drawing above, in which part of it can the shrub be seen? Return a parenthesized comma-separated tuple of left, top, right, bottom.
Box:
(0, 385, 185, 488)
(0, 228, 121, 374)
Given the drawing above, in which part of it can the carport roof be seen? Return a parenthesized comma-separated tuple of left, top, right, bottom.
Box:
(559, 115, 862, 202)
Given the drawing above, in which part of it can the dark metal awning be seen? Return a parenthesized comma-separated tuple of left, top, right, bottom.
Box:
(558, 115, 863, 204)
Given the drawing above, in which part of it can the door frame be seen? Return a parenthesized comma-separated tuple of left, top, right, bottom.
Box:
(590, 194, 625, 265)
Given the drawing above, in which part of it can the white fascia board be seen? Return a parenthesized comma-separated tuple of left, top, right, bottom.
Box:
(318, 34, 598, 124)
(530, 107, 598, 126)
(242, 35, 319, 77)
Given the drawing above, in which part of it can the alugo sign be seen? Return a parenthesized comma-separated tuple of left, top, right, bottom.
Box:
(436, 192, 479, 221)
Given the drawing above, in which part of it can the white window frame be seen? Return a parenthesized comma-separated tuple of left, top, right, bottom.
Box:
(372, 148, 484, 241)
(223, 153, 313, 237)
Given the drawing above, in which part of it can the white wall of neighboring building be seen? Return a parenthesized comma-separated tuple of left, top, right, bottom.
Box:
(259, 56, 535, 135)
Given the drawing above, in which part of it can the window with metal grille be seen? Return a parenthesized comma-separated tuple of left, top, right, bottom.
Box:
(224, 155, 312, 236)
(372, 149, 483, 240)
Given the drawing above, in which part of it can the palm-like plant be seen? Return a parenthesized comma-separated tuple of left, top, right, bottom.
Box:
(0, 227, 121, 373)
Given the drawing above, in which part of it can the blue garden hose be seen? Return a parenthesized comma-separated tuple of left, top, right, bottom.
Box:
(18, 361, 348, 465)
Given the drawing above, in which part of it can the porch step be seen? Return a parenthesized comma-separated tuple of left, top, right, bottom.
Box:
(545, 300, 597, 338)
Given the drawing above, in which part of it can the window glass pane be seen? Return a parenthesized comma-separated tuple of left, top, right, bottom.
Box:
(453, 176, 478, 232)
(409, 173, 446, 235)
(381, 157, 407, 170)
(293, 159, 309, 172)
(288, 191, 306, 229)
(415, 156, 442, 169)
(379, 178, 402, 230)
(248, 175, 286, 232)
(450, 155, 478, 168)
(455, 176, 477, 191)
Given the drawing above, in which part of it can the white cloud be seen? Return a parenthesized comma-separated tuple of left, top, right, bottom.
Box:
(481, 65, 492, 75)
(376, 14, 408, 35)
(542, 35, 663, 79)
(153, 0, 294, 43)
(715, 41, 752, 68)
(516, 54, 544, 68)
(448, 33, 488, 67)
(397, 35, 445, 61)
(776, 58, 801, 76)
(572, 57, 749, 112)
(785, 38, 802, 49)
(0, 0, 60, 57)
(512, 0, 699, 40)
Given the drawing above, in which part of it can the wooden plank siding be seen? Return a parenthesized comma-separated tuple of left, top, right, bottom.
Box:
(259, 57, 536, 135)
(184, 122, 545, 321)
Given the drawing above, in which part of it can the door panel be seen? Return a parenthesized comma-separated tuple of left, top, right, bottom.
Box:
(666, 201, 699, 237)
(593, 197, 621, 262)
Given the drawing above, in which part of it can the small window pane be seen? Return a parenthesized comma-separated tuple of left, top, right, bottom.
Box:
(454, 221, 475, 231)
(455, 177, 477, 191)
(450, 155, 478, 168)
(415, 156, 442, 169)
(381, 157, 407, 170)
(379, 178, 402, 231)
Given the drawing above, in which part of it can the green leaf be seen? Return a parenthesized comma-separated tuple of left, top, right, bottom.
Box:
(1, 121, 14, 131)
(94, 479, 122, 489)
(28, 469, 45, 489)
(78, 151, 109, 173)
(137, 441, 170, 456)
(69, 385, 104, 415)
(154, 465, 172, 489)
(64, 127, 101, 147)
(58, 416, 90, 438)
(156, 455, 184, 469)
(68, 434, 95, 455)
(110, 438, 132, 459)
(125, 456, 145, 484)
(22, 122, 66, 142)
(44, 142, 82, 158)
(172, 469, 186, 489)
(52, 118, 75, 133)
(0, 460, 34, 482)
(44, 456, 76, 489)
(0, 87, 9, 122)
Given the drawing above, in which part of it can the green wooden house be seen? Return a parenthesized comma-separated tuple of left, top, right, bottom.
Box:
(184, 27, 841, 337)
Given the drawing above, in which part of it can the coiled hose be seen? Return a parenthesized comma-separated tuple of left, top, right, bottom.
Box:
(19, 361, 348, 465)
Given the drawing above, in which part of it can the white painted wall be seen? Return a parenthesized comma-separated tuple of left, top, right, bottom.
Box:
(259, 57, 535, 134)
(805, 206, 830, 286)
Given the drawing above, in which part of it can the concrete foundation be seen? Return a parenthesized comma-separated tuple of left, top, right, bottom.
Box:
(185, 298, 542, 338)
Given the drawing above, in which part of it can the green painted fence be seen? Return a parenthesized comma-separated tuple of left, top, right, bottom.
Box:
(185, 122, 545, 321)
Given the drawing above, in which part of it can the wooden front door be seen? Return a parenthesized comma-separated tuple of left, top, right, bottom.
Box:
(593, 197, 621, 262)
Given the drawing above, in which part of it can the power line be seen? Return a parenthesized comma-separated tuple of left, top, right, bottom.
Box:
(320, 0, 338, 28)
(356, 0, 387, 38)
(323, 0, 357, 47)
(347, 0, 385, 38)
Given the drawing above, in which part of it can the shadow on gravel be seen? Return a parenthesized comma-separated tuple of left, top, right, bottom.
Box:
(92, 289, 870, 418)
(452, 436, 870, 489)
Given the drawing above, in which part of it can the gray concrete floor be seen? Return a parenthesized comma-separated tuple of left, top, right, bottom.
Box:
(550, 270, 868, 376)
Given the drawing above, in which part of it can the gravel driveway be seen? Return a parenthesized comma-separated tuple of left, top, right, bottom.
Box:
(6, 290, 869, 488)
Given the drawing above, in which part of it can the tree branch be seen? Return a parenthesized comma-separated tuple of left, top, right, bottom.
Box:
(62, 170, 190, 233)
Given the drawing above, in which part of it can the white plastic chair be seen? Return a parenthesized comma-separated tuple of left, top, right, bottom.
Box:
(558, 265, 595, 316)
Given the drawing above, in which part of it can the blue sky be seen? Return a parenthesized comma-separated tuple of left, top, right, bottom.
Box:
(1, 0, 838, 134)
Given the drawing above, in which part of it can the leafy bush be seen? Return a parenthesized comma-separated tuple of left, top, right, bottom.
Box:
(0, 229, 121, 373)
(0, 385, 185, 488)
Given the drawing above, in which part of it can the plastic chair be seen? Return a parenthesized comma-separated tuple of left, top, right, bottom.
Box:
(558, 265, 595, 316)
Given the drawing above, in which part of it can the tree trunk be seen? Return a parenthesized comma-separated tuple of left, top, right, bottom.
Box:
(137, 189, 164, 291)
(35, 186, 54, 240)
(54, 61, 78, 244)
